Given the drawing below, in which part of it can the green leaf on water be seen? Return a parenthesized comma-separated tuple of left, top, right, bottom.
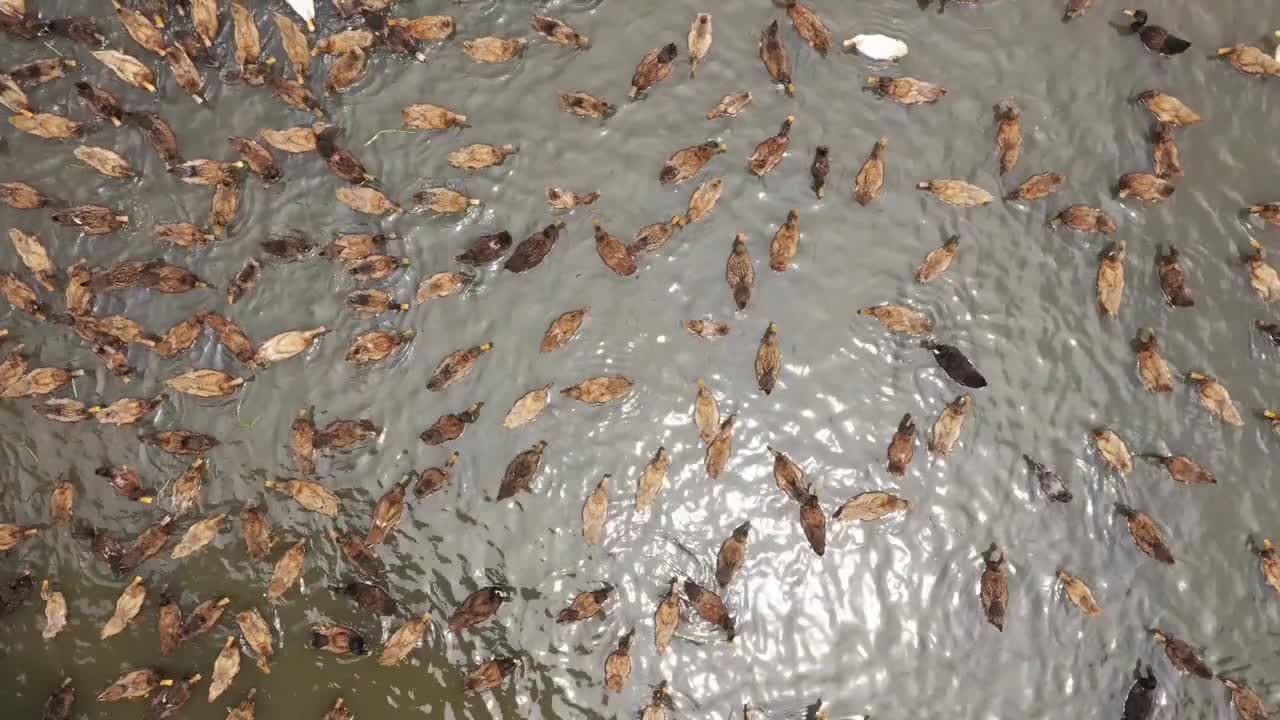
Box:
(363, 129, 414, 147)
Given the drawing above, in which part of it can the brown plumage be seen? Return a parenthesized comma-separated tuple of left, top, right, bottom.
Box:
(347, 289, 409, 315)
(557, 586, 612, 623)
(8, 57, 78, 87)
(181, 596, 231, 642)
(541, 308, 589, 352)
(810, 146, 829, 199)
(97, 669, 173, 702)
(767, 446, 807, 502)
(336, 534, 384, 579)
(427, 341, 493, 390)
(636, 446, 669, 512)
(916, 179, 994, 206)
(101, 576, 147, 639)
(502, 385, 551, 429)
(629, 220, 678, 256)
(593, 220, 637, 277)
(770, 209, 800, 271)
(799, 489, 827, 556)
(1248, 203, 1280, 228)
(205, 313, 256, 365)
(683, 319, 730, 338)
(448, 586, 510, 633)
(377, 612, 430, 666)
(562, 375, 633, 404)
(317, 418, 380, 452)
(497, 441, 547, 500)
(758, 21, 794, 95)
(0, 180, 48, 209)
(1243, 239, 1280, 302)
(464, 658, 520, 695)
(868, 76, 945, 105)
(994, 99, 1022, 174)
(604, 630, 633, 693)
(210, 177, 242, 236)
(1257, 539, 1280, 597)
(0, 367, 82, 398)
(258, 126, 317, 153)
(980, 547, 1008, 631)
(1005, 172, 1065, 202)
(272, 13, 309, 80)
(265, 477, 339, 516)
(653, 578, 681, 654)
(785, 0, 831, 55)
(858, 303, 934, 335)
(42, 679, 74, 720)
(92, 50, 156, 93)
(52, 205, 129, 235)
(416, 271, 470, 305)
(310, 624, 367, 656)
(755, 322, 781, 394)
(660, 141, 726, 184)
(916, 235, 959, 282)
(1052, 205, 1116, 234)
(228, 137, 281, 183)
(1089, 429, 1133, 475)
(266, 540, 306, 602)
(1136, 89, 1201, 126)
(163, 45, 205, 103)
(558, 91, 614, 119)
(1096, 240, 1127, 318)
(325, 234, 382, 263)
(693, 379, 721, 445)
(463, 36, 526, 64)
(716, 521, 750, 587)
(833, 491, 911, 523)
(152, 223, 214, 248)
(505, 222, 564, 272)
(629, 43, 678, 98)
(705, 415, 735, 479)
(749, 115, 794, 176)
(8, 229, 56, 291)
(74, 146, 134, 179)
(1057, 571, 1102, 616)
(685, 579, 735, 639)
(156, 595, 183, 656)
(1221, 677, 1269, 720)
(1156, 245, 1194, 307)
(235, 608, 273, 672)
(853, 137, 888, 206)
(365, 478, 410, 546)
(456, 231, 512, 265)
(725, 233, 755, 310)
(94, 395, 166, 426)
(1186, 372, 1244, 426)
(326, 48, 367, 93)
(266, 71, 324, 116)
(1134, 329, 1175, 393)
(1118, 505, 1174, 564)
(1151, 123, 1181, 179)
(687, 13, 712, 77)
(125, 111, 182, 167)
(419, 402, 483, 445)
(1119, 172, 1175, 204)
(582, 474, 610, 545)
(928, 394, 972, 455)
(886, 413, 917, 476)
(532, 15, 590, 49)
(240, 505, 272, 560)
(403, 103, 467, 130)
(1140, 453, 1216, 485)
(221, 261, 257, 306)
(348, 254, 409, 280)
(34, 399, 93, 424)
(1150, 629, 1213, 678)
(414, 452, 458, 498)
(1216, 44, 1280, 76)
(706, 90, 752, 119)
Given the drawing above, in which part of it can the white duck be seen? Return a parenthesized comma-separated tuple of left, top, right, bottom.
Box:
(843, 34, 909, 61)
(286, 0, 316, 31)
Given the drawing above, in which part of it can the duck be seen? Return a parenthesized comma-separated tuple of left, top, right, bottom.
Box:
(842, 34, 908, 61)
(629, 43, 678, 98)
(1216, 44, 1280, 76)
(660, 141, 726, 184)
(748, 116, 794, 176)
(1122, 9, 1191, 55)
(759, 20, 795, 95)
(867, 76, 945, 105)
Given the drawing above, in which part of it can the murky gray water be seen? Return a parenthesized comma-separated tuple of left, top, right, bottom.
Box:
(3, 0, 1280, 718)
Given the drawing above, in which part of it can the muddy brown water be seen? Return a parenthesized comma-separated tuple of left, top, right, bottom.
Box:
(3, 0, 1280, 718)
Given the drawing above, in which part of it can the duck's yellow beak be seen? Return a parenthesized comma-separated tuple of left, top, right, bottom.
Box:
(1217, 47, 1235, 55)
(1121, 8, 1136, 16)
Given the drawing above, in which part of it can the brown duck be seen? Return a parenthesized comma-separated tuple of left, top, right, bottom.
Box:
(724, 233, 755, 310)
(886, 413, 917, 476)
(833, 491, 911, 523)
(916, 235, 959, 282)
(852, 137, 888, 206)
(1151, 123, 1181, 179)
(448, 586, 510, 633)
(917, 179, 994, 207)
(867, 76, 945, 105)
(497, 441, 547, 500)
(684, 579, 735, 639)
(1118, 504, 1174, 564)
(929, 394, 972, 455)
(541, 308, 588, 352)
(427, 342, 493, 390)
(365, 478, 410, 546)
(557, 586, 612, 623)
(532, 15, 590, 49)
(758, 21, 795, 95)
(345, 329, 414, 366)
(858, 304, 934, 335)
(1134, 330, 1175, 393)
(980, 546, 1008, 631)
(1006, 172, 1065, 202)
(420, 403, 483, 445)
(798, 489, 827, 556)
(660, 141, 726, 184)
(1090, 429, 1133, 475)
(636, 446, 669, 512)
(748, 115, 793, 176)
(1186, 371, 1244, 426)
(994, 99, 1022, 174)
(785, 0, 832, 56)
(1243, 239, 1280, 302)
(593, 220, 637, 277)
(52, 205, 129, 235)
(413, 452, 458, 498)
(653, 578, 681, 654)
(810, 146, 830, 199)
(1156, 245, 1194, 307)
(1052, 205, 1117, 234)
(755, 322, 781, 394)
(582, 475, 609, 545)
(1150, 629, 1213, 678)
(604, 630, 633, 693)
(1247, 203, 1280, 228)
(716, 521, 750, 587)
(1057, 570, 1102, 616)
(1119, 172, 1175, 204)
(1097, 240, 1127, 318)
(706, 90, 752, 119)
(505, 222, 565, 273)
(464, 657, 520, 695)
(629, 43, 678, 98)
(770, 209, 800, 271)
(1139, 452, 1216, 484)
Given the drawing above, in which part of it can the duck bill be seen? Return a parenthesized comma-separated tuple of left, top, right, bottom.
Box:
(1121, 8, 1137, 16)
